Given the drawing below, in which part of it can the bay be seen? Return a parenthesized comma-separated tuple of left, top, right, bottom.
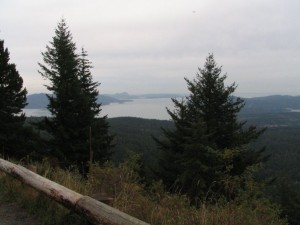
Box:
(23, 98, 176, 120)
(23, 108, 50, 117)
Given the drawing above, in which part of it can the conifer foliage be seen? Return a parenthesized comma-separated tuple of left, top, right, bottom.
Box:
(156, 54, 266, 200)
(0, 40, 28, 158)
(38, 19, 113, 171)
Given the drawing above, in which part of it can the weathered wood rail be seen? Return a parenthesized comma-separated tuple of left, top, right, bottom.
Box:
(0, 158, 150, 225)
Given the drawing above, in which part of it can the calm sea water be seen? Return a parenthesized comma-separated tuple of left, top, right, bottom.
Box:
(23, 98, 176, 120)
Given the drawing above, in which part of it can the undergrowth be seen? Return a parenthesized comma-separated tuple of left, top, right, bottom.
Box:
(0, 156, 288, 225)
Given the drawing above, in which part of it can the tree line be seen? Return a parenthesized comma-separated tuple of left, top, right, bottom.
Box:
(1, 18, 272, 216)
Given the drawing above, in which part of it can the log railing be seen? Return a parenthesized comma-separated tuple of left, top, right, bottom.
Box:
(0, 158, 149, 225)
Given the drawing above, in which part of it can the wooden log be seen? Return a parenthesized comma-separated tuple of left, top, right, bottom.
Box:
(0, 158, 149, 225)
(89, 193, 114, 205)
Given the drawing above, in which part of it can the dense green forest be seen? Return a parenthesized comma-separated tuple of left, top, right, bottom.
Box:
(26, 113, 300, 180)
(107, 114, 300, 181)
(105, 114, 300, 224)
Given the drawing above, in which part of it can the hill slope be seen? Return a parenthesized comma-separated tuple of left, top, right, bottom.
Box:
(25, 93, 127, 109)
(242, 95, 300, 114)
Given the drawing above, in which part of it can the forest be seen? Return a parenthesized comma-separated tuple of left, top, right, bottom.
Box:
(1, 18, 299, 225)
(108, 115, 300, 224)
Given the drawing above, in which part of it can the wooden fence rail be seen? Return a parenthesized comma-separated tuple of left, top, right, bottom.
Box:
(0, 158, 150, 225)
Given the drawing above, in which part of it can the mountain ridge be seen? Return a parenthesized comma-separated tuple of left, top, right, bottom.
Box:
(25, 93, 300, 114)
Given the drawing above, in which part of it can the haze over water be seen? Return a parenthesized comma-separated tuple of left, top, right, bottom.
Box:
(24, 98, 175, 120)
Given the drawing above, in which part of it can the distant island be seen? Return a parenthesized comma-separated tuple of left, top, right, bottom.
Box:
(107, 92, 184, 100)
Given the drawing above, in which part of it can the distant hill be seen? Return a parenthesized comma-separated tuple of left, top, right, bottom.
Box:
(97, 95, 129, 105)
(242, 95, 300, 114)
(25, 93, 128, 109)
(106, 92, 134, 100)
(25, 93, 49, 109)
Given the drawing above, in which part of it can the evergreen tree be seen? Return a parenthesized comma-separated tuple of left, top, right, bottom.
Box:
(77, 48, 113, 164)
(38, 19, 113, 171)
(156, 54, 266, 200)
(0, 40, 28, 158)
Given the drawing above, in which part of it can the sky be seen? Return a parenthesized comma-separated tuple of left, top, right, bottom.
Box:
(1, 0, 300, 97)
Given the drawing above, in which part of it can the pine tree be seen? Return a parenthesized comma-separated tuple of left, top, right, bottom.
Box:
(38, 19, 113, 171)
(156, 54, 266, 200)
(0, 40, 28, 158)
(77, 48, 113, 164)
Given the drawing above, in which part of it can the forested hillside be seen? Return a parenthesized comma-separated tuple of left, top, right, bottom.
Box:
(27, 110, 300, 183)
(109, 117, 173, 162)
(108, 115, 300, 178)
(107, 114, 300, 224)
(242, 95, 300, 114)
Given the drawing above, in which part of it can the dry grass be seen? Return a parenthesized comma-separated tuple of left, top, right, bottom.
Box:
(0, 158, 288, 225)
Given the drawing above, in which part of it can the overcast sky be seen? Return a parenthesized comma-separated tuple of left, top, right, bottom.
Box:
(1, 0, 300, 97)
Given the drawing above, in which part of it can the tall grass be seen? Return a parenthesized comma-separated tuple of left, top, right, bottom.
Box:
(0, 157, 287, 225)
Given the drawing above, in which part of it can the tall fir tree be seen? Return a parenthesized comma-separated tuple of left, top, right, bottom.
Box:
(156, 54, 266, 200)
(77, 48, 113, 164)
(0, 40, 28, 158)
(38, 19, 113, 171)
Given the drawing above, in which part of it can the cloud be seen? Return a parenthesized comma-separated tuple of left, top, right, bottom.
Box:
(1, 0, 300, 96)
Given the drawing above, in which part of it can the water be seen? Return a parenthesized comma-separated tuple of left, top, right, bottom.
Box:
(23, 98, 176, 120)
(289, 109, 300, 112)
(23, 108, 51, 117)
